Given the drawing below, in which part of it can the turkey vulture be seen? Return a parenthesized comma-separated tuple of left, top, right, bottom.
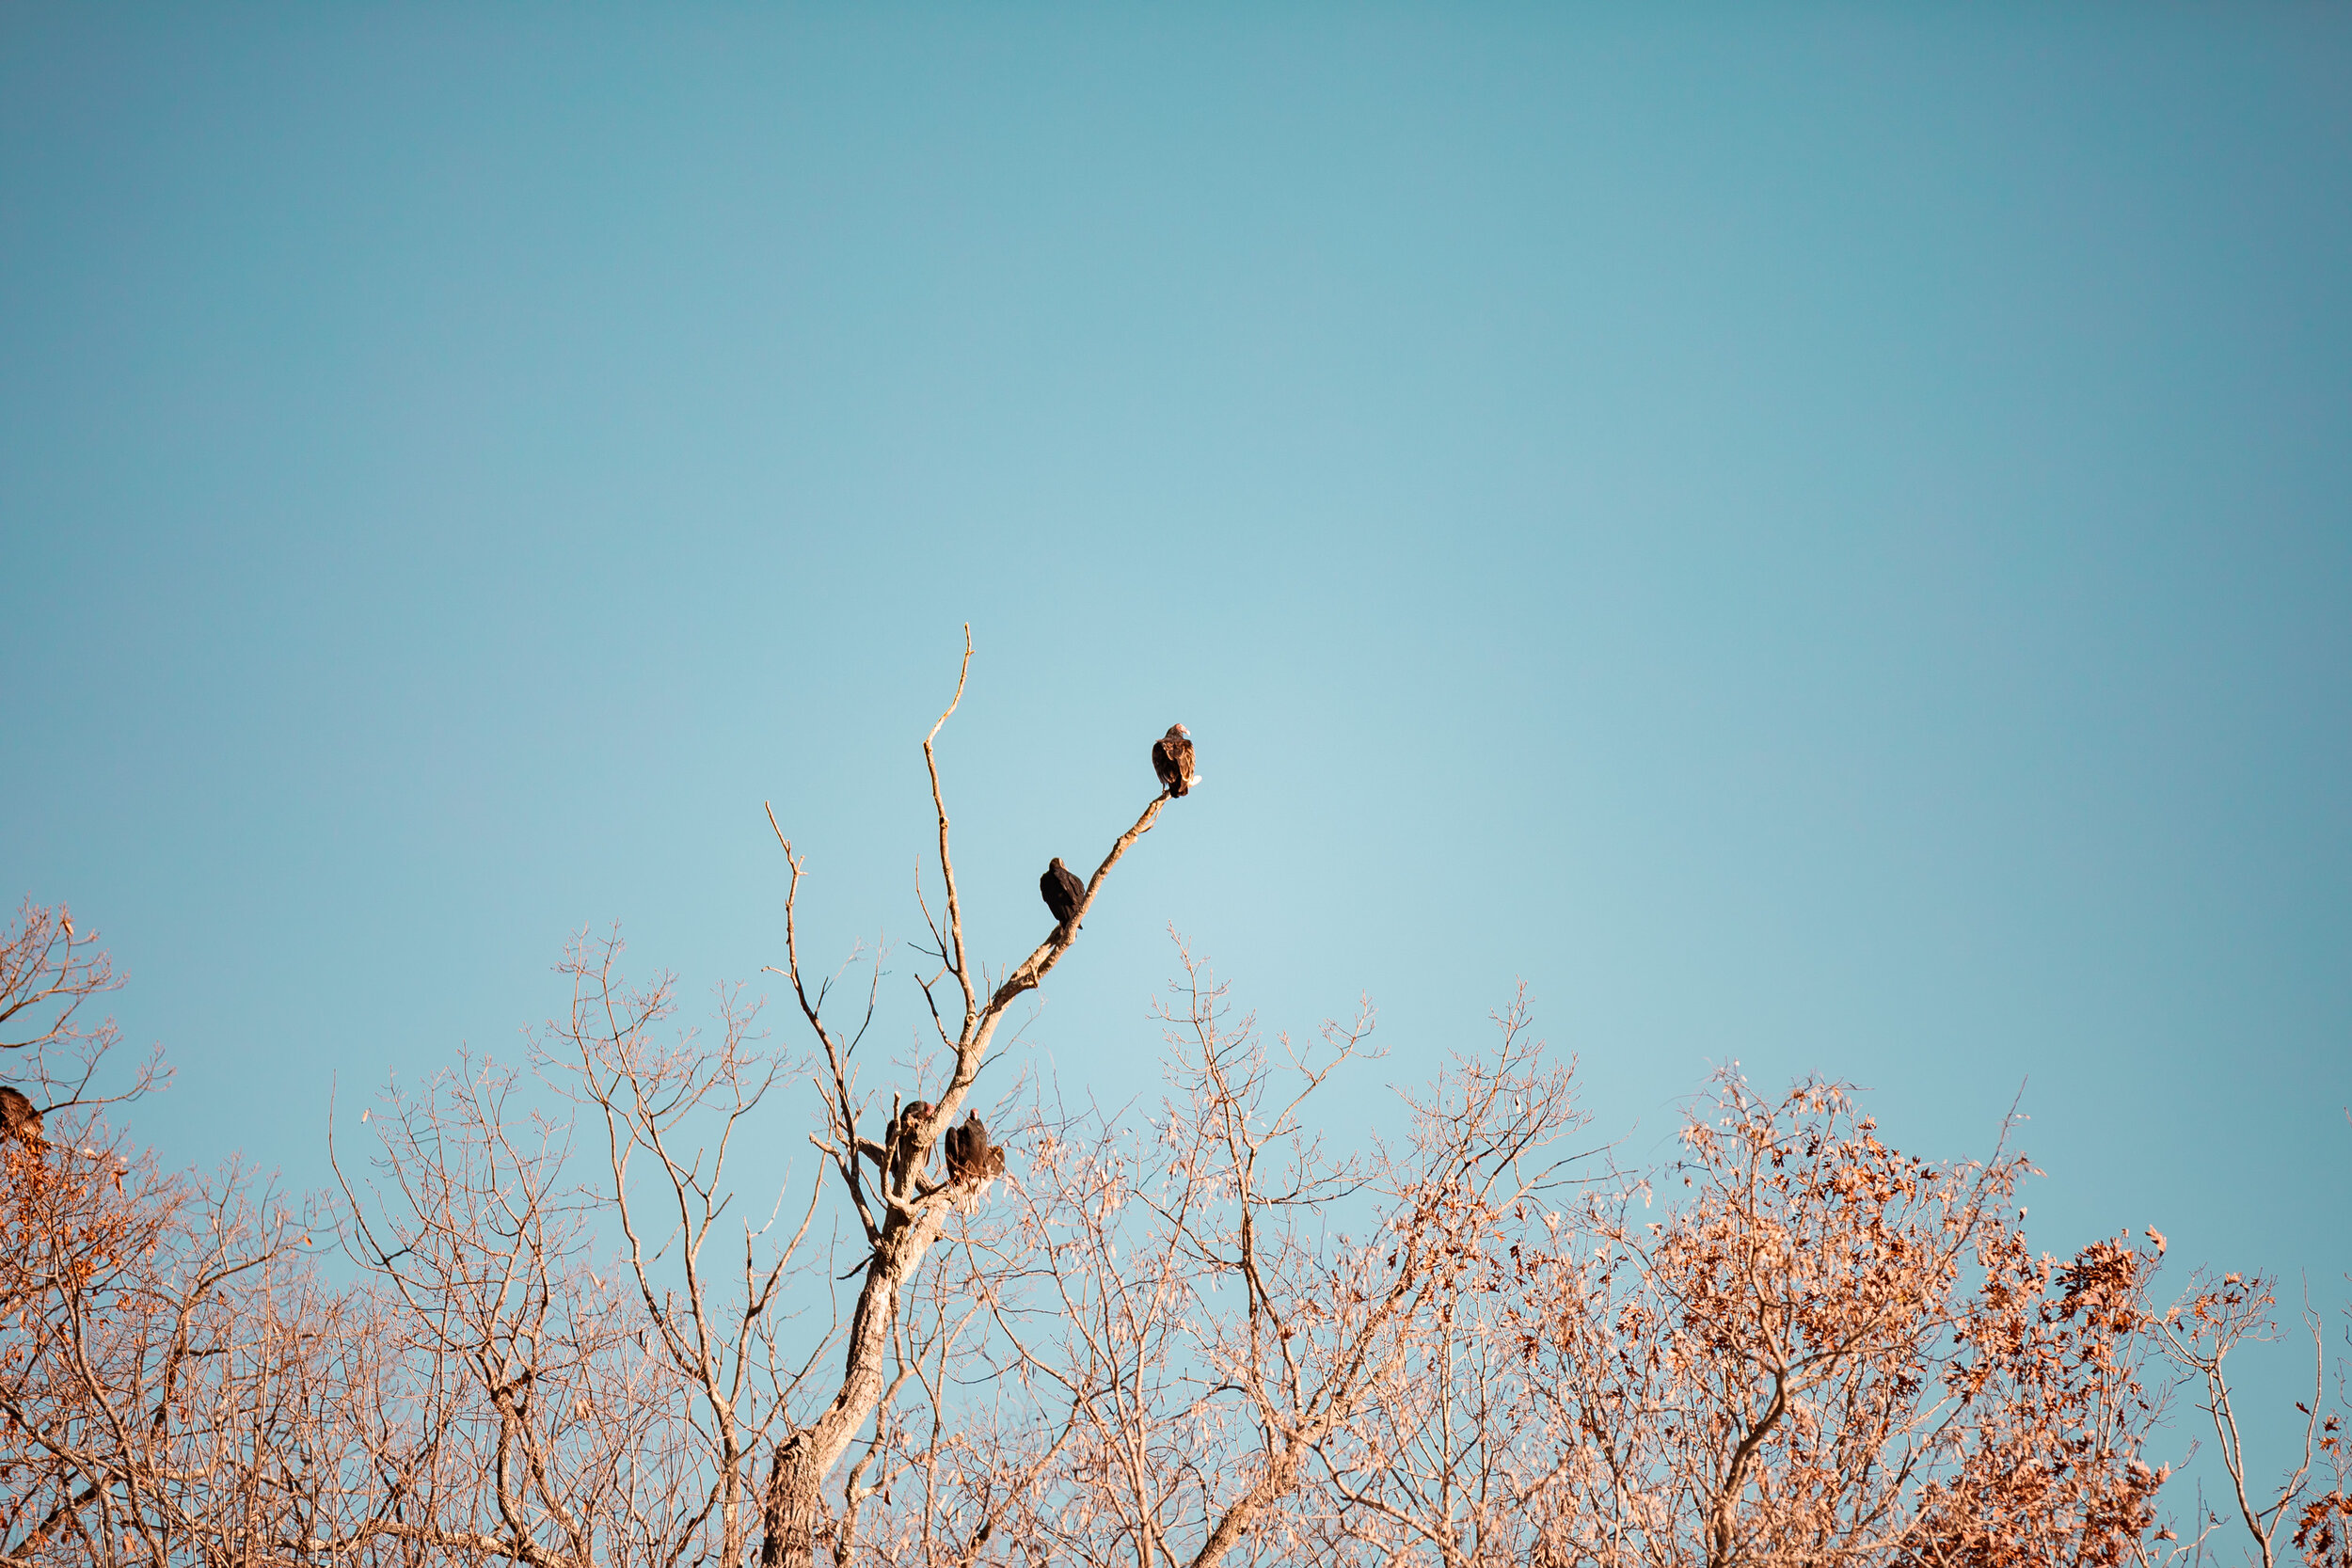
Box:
(0, 1086, 43, 1146)
(944, 1111, 1006, 1185)
(1040, 858, 1084, 931)
(885, 1100, 935, 1186)
(1152, 724, 1199, 798)
(886, 1100, 934, 1150)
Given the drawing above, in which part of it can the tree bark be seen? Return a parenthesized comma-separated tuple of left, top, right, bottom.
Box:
(761, 1436, 824, 1568)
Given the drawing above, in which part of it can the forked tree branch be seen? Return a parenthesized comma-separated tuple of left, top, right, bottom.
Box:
(755, 634, 1181, 1566)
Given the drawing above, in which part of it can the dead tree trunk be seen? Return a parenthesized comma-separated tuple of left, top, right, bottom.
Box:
(757, 631, 1177, 1565)
(762, 1435, 826, 1568)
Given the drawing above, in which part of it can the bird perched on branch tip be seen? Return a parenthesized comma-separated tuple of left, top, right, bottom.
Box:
(1152, 724, 1200, 798)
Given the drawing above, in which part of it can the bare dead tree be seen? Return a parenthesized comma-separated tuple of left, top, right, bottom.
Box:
(755, 627, 1182, 1565)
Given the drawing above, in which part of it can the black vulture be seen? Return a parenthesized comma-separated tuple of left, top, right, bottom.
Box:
(944, 1111, 1006, 1185)
(1040, 858, 1085, 931)
(1151, 724, 1198, 798)
(0, 1086, 42, 1146)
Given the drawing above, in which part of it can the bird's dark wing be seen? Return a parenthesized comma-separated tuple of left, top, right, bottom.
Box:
(1152, 737, 1180, 787)
(1049, 862, 1085, 922)
(1041, 864, 1075, 923)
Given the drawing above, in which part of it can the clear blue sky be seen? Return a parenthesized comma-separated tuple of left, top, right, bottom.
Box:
(4, 2, 2348, 1483)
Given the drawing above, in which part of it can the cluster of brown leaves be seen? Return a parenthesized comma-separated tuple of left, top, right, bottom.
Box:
(1447, 1077, 2171, 1568)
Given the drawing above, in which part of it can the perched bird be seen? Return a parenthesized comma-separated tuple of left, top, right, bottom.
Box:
(885, 1099, 934, 1148)
(885, 1100, 935, 1186)
(1152, 724, 1199, 798)
(942, 1112, 977, 1177)
(944, 1111, 1006, 1185)
(1040, 858, 1085, 932)
(0, 1086, 42, 1146)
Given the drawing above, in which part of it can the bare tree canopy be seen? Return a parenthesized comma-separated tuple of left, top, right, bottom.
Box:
(0, 898, 166, 1117)
(2, 646, 2346, 1568)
